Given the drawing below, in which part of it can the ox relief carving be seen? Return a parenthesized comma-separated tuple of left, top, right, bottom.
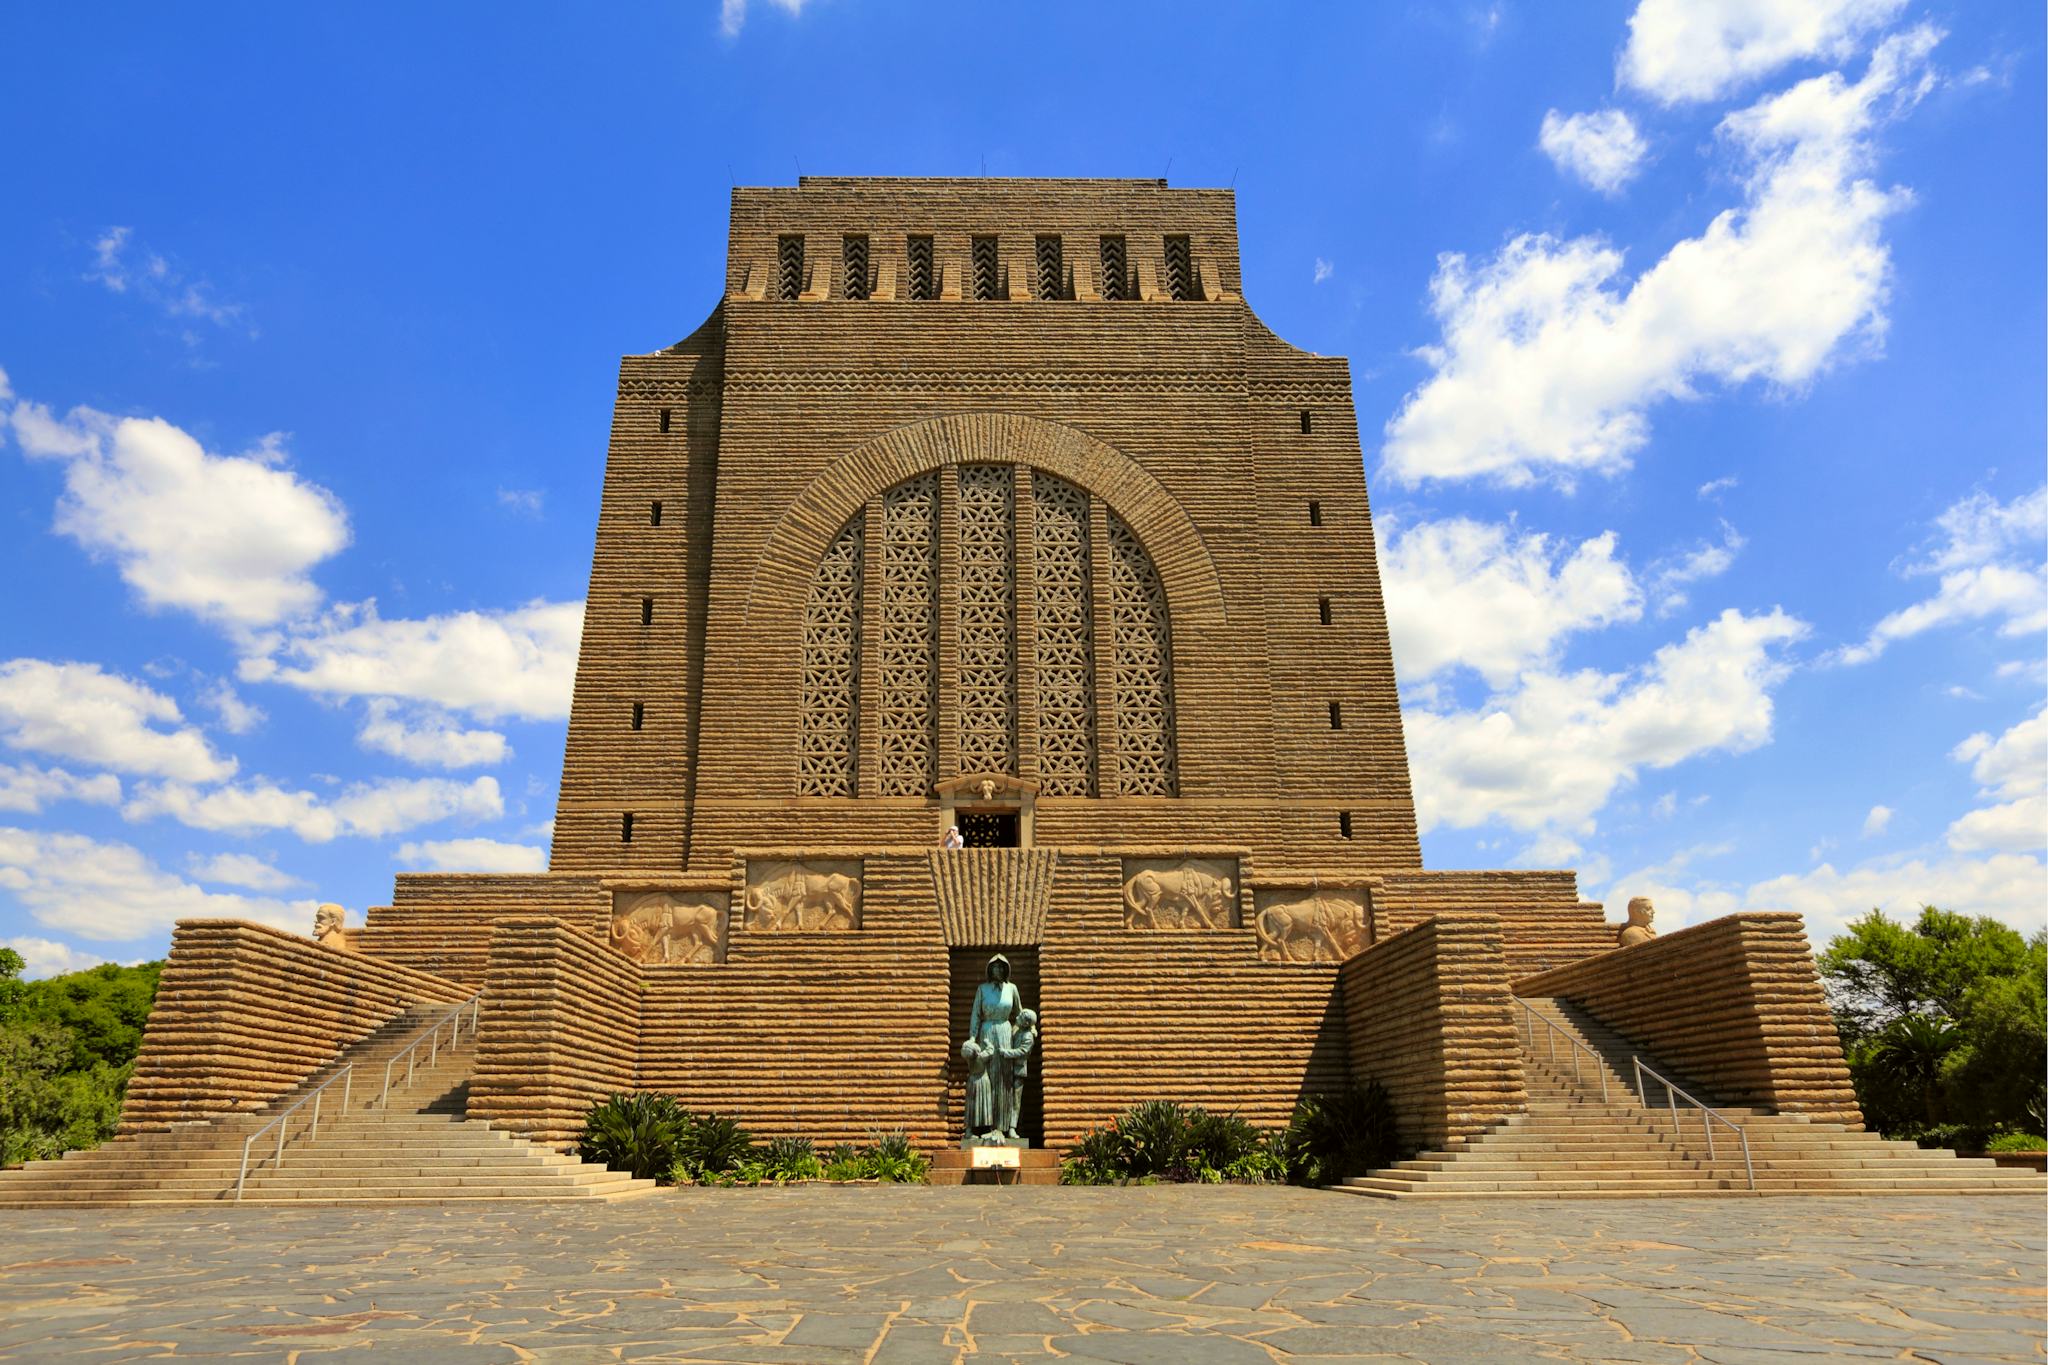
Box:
(610, 890, 728, 965)
(743, 858, 862, 932)
(1253, 887, 1369, 964)
(1121, 858, 1239, 930)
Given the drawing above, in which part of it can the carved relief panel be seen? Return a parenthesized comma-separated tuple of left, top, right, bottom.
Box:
(610, 889, 730, 965)
(743, 858, 863, 932)
(1120, 857, 1240, 930)
(1252, 886, 1369, 964)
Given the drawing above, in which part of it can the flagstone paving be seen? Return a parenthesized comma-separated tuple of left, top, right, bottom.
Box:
(0, 1187, 2041, 1361)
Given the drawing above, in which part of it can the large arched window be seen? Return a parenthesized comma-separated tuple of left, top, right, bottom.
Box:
(796, 465, 1177, 798)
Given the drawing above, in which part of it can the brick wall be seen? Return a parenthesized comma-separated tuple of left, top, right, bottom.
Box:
(1373, 871, 1608, 977)
(120, 920, 467, 1133)
(1514, 913, 1861, 1127)
(354, 873, 609, 987)
(467, 917, 644, 1149)
(1338, 916, 1526, 1151)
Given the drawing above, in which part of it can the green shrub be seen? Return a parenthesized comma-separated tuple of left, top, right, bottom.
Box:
(1283, 1081, 1401, 1186)
(1985, 1131, 2046, 1153)
(867, 1129, 929, 1183)
(579, 1093, 689, 1180)
(675, 1111, 755, 1179)
(0, 952, 162, 1165)
(1119, 1099, 1191, 1180)
(1058, 1101, 1290, 1185)
(1185, 1107, 1264, 1178)
(762, 1134, 823, 1182)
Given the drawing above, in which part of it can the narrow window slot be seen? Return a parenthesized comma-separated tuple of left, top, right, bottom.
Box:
(1329, 701, 1343, 730)
(631, 701, 644, 731)
(1299, 409, 1312, 434)
(1308, 501, 1323, 527)
(842, 234, 870, 300)
(906, 235, 934, 300)
(1318, 596, 1331, 625)
(1035, 234, 1063, 301)
(640, 596, 654, 626)
(621, 812, 635, 842)
(1339, 810, 1353, 839)
(650, 500, 663, 526)
(659, 407, 671, 433)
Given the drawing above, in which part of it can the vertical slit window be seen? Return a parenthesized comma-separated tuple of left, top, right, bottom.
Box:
(1163, 235, 1193, 300)
(906, 235, 934, 300)
(650, 500, 663, 526)
(1318, 596, 1331, 625)
(659, 407, 671, 433)
(631, 702, 645, 731)
(1329, 701, 1343, 730)
(1034, 234, 1063, 301)
(620, 812, 635, 843)
(1299, 409, 1312, 433)
(842, 234, 870, 300)
(640, 596, 654, 626)
(971, 235, 999, 301)
(1339, 810, 1353, 839)
(777, 234, 805, 302)
(1308, 501, 1323, 527)
(1098, 235, 1127, 301)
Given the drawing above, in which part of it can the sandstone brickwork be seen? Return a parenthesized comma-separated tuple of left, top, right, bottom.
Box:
(1372, 871, 1609, 977)
(121, 920, 467, 1133)
(1513, 913, 1862, 1127)
(1338, 916, 1526, 1151)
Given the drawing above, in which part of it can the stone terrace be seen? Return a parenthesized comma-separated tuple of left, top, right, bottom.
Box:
(0, 1188, 2041, 1361)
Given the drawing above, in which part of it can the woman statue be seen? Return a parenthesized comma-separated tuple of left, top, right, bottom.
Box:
(961, 954, 1020, 1136)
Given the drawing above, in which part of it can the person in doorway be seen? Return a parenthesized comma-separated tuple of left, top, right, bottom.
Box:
(941, 824, 964, 850)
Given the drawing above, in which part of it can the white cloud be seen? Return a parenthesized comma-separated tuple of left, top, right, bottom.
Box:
(357, 699, 509, 769)
(0, 659, 235, 783)
(1382, 518, 1642, 688)
(84, 227, 249, 333)
(199, 678, 265, 735)
(124, 774, 502, 843)
(0, 826, 314, 943)
(1946, 705, 2046, 855)
(397, 837, 547, 874)
(1313, 258, 1334, 285)
(1539, 108, 1649, 194)
(1837, 486, 2047, 664)
(185, 851, 305, 892)
(1407, 607, 1806, 839)
(1621, 0, 1907, 104)
(7, 397, 349, 632)
(0, 763, 122, 814)
(496, 487, 544, 517)
(1382, 28, 1938, 488)
(1650, 521, 1746, 615)
(720, 0, 806, 38)
(3, 935, 119, 979)
(1862, 804, 1893, 837)
(242, 599, 582, 722)
(1698, 475, 1739, 500)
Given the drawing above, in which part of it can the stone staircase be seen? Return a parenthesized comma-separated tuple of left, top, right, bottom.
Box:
(0, 1004, 657, 1206)
(1338, 997, 2046, 1200)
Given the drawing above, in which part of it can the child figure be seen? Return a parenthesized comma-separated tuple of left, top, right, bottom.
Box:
(998, 1008, 1039, 1141)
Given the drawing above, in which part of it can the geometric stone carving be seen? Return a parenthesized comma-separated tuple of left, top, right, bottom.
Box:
(1107, 512, 1178, 796)
(609, 889, 729, 965)
(797, 516, 863, 796)
(878, 474, 939, 796)
(1121, 857, 1239, 930)
(1031, 472, 1096, 796)
(742, 858, 862, 932)
(956, 464, 1017, 776)
(1253, 886, 1369, 964)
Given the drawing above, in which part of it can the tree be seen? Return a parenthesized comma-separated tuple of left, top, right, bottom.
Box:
(0, 952, 163, 1166)
(1820, 907, 2047, 1137)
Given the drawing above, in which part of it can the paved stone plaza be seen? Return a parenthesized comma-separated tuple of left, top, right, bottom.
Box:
(0, 1188, 2041, 1362)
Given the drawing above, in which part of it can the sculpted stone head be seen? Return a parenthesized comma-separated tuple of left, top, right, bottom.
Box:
(1626, 897, 1655, 927)
(313, 903, 350, 949)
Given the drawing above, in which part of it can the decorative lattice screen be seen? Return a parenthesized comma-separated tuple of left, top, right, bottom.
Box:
(878, 474, 939, 794)
(1031, 473, 1096, 795)
(796, 516, 863, 795)
(1099, 236, 1128, 302)
(1108, 512, 1179, 795)
(956, 466, 1018, 775)
(1163, 235, 1192, 302)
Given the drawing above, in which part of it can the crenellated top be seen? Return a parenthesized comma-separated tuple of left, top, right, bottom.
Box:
(726, 176, 1240, 304)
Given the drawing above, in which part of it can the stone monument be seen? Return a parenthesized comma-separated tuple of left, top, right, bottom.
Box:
(1617, 897, 1658, 948)
(961, 954, 1037, 1145)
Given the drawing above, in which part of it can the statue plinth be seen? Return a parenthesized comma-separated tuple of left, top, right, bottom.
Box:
(961, 1134, 1030, 1150)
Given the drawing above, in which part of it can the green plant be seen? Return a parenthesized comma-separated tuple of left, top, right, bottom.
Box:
(762, 1134, 823, 1182)
(1119, 1099, 1190, 1179)
(675, 1111, 755, 1179)
(1283, 1081, 1401, 1186)
(1985, 1131, 2047, 1153)
(579, 1093, 689, 1181)
(1185, 1107, 1263, 1174)
(1059, 1124, 1129, 1184)
(866, 1129, 929, 1183)
(1865, 1014, 1963, 1126)
(0, 952, 162, 1166)
(1223, 1145, 1288, 1184)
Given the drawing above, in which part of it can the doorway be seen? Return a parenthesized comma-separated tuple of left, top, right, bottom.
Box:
(944, 946, 1043, 1147)
(958, 808, 1020, 847)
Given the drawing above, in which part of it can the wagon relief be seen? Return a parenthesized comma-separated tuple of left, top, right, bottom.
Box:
(1252, 886, 1369, 964)
(743, 858, 863, 932)
(610, 889, 729, 965)
(1120, 857, 1240, 930)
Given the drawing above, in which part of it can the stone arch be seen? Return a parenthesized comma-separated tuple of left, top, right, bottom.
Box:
(744, 412, 1228, 635)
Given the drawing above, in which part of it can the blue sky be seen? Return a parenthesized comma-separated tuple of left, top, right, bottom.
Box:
(0, 1, 2041, 976)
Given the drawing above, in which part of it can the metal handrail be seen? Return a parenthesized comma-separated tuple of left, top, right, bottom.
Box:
(235, 1064, 351, 1201)
(1633, 1055, 1756, 1191)
(1516, 998, 1608, 1103)
(379, 994, 483, 1108)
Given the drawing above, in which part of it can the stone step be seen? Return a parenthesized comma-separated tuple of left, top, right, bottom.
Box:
(1333, 1182, 2046, 1200)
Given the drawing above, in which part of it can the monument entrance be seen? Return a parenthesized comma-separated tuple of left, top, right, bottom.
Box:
(946, 946, 1042, 1147)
